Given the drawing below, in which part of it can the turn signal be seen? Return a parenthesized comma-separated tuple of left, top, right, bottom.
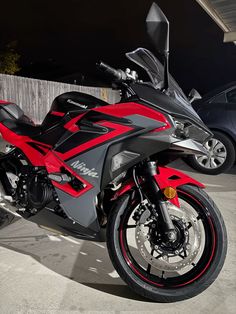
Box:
(163, 186, 177, 200)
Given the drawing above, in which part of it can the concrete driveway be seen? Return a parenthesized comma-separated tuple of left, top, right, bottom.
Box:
(0, 140, 235, 313)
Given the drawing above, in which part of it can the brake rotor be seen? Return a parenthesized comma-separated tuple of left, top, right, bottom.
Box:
(135, 203, 202, 272)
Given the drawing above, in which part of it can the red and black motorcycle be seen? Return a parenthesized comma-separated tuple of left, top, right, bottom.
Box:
(0, 3, 227, 302)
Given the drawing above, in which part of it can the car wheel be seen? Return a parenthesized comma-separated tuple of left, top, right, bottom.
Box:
(187, 131, 235, 175)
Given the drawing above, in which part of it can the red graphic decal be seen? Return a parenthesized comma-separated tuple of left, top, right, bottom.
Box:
(56, 121, 133, 160)
(95, 102, 171, 130)
(64, 113, 85, 132)
(51, 111, 65, 117)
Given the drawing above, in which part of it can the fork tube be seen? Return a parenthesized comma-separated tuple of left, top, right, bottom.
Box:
(143, 161, 176, 240)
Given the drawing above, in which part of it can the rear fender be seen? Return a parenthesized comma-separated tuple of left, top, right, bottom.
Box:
(113, 166, 205, 207)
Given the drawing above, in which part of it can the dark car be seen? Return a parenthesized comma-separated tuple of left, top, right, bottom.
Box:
(187, 82, 236, 174)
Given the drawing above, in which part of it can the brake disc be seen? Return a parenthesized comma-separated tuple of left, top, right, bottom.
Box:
(135, 203, 202, 272)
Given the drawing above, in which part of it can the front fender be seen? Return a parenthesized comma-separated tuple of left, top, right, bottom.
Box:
(113, 166, 205, 207)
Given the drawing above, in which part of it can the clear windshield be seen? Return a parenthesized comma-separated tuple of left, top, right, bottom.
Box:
(126, 48, 188, 102)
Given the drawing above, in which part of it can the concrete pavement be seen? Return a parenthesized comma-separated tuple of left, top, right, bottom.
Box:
(0, 141, 235, 313)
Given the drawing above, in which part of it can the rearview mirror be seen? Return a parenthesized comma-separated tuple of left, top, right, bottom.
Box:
(146, 2, 169, 54)
(146, 3, 170, 90)
(189, 89, 202, 103)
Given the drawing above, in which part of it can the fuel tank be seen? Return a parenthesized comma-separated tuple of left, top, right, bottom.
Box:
(41, 91, 109, 129)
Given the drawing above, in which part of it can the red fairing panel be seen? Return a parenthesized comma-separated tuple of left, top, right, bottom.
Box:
(154, 167, 205, 207)
(0, 123, 51, 166)
(94, 102, 171, 129)
(113, 166, 205, 207)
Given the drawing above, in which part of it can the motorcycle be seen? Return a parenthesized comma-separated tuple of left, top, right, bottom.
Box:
(0, 3, 227, 302)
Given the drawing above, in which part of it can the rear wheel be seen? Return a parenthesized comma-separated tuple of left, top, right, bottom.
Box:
(107, 185, 227, 302)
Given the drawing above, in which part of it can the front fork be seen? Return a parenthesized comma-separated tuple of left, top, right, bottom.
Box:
(142, 161, 177, 242)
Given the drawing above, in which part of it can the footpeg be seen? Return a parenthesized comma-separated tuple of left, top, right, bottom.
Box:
(48, 173, 72, 184)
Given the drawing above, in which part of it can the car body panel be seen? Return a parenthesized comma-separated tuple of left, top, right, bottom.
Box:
(192, 83, 236, 146)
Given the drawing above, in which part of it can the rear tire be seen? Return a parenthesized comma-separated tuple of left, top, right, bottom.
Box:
(107, 185, 227, 302)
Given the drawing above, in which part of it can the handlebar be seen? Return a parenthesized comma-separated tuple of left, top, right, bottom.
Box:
(97, 61, 127, 82)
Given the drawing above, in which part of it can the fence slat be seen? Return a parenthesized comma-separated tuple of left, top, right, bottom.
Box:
(0, 74, 119, 123)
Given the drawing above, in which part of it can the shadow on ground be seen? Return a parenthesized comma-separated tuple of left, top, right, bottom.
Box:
(0, 226, 148, 301)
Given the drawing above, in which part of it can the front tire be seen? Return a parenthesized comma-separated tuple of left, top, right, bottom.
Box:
(107, 185, 227, 302)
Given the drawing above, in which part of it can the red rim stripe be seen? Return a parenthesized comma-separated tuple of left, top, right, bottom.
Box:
(119, 190, 216, 288)
(173, 191, 216, 287)
(119, 225, 164, 287)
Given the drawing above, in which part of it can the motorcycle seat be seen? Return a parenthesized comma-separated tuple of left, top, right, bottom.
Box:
(2, 119, 42, 137)
(0, 101, 40, 136)
(0, 101, 25, 121)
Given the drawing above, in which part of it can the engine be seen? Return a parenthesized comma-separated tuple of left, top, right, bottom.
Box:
(16, 170, 55, 213)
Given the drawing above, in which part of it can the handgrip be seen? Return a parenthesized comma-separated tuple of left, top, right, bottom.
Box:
(97, 61, 124, 81)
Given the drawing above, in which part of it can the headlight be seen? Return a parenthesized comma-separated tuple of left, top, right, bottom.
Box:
(173, 118, 211, 143)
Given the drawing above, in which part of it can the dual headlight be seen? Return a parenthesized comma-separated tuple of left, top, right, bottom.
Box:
(173, 118, 212, 144)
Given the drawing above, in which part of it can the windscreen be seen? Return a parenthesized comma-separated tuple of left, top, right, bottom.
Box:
(126, 48, 188, 102)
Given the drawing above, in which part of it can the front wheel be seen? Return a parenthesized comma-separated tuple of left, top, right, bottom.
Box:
(107, 185, 227, 302)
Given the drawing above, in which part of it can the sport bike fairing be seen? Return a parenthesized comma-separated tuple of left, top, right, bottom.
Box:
(0, 45, 210, 236)
(126, 48, 208, 130)
(0, 92, 207, 235)
(48, 102, 174, 231)
(0, 99, 171, 230)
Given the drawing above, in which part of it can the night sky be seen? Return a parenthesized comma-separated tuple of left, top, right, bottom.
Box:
(0, 0, 235, 94)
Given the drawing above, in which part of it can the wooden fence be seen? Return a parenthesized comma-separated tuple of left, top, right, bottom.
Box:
(0, 74, 119, 123)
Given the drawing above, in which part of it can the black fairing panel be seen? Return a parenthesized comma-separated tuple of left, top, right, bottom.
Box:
(33, 124, 69, 146)
(27, 208, 105, 241)
(41, 113, 65, 130)
(131, 83, 208, 130)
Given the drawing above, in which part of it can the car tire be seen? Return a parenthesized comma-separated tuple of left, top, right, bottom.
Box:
(186, 131, 235, 175)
